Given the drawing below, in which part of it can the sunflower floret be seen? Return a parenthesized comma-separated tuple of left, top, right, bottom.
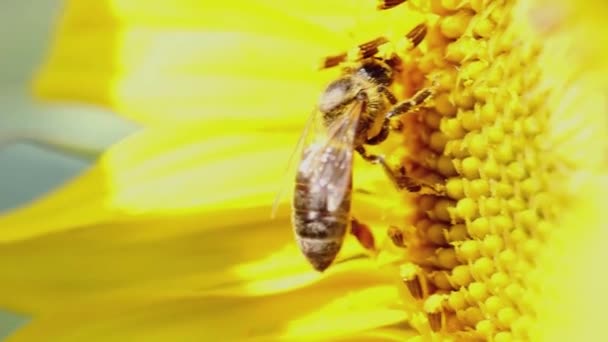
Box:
(388, 0, 558, 339)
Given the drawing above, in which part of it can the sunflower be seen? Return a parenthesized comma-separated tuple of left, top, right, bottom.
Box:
(1, 0, 607, 341)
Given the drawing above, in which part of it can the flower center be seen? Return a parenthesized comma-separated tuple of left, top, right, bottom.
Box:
(389, 1, 555, 339)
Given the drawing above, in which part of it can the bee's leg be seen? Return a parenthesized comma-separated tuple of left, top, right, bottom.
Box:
(356, 146, 422, 192)
(377, 87, 404, 132)
(379, 86, 398, 105)
(365, 120, 390, 145)
(366, 85, 397, 145)
(391, 120, 404, 132)
(386, 86, 434, 119)
(350, 218, 376, 251)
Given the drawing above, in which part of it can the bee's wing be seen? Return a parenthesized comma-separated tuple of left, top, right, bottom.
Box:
(299, 99, 364, 212)
(271, 107, 321, 218)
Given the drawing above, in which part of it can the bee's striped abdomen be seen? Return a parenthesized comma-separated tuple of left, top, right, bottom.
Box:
(292, 169, 352, 272)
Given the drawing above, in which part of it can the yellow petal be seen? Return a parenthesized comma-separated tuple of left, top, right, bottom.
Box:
(332, 325, 418, 342)
(6, 267, 405, 342)
(0, 191, 399, 315)
(0, 214, 301, 313)
(0, 122, 295, 242)
(33, 0, 347, 125)
(33, 0, 426, 125)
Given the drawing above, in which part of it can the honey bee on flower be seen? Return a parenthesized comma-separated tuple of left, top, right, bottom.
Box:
(287, 10, 437, 271)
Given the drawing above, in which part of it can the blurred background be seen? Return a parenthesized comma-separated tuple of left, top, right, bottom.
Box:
(0, 0, 137, 337)
(0, 0, 138, 213)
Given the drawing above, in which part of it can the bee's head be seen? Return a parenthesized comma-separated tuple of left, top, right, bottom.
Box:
(357, 60, 393, 86)
(317, 60, 394, 114)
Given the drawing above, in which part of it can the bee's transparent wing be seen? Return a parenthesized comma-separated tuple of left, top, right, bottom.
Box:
(299, 100, 364, 212)
(271, 108, 321, 218)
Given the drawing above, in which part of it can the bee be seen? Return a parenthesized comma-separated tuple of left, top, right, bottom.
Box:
(289, 23, 436, 272)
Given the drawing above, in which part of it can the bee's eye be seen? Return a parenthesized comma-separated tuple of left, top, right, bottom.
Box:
(319, 78, 354, 112)
(359, 63, 392, 86)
